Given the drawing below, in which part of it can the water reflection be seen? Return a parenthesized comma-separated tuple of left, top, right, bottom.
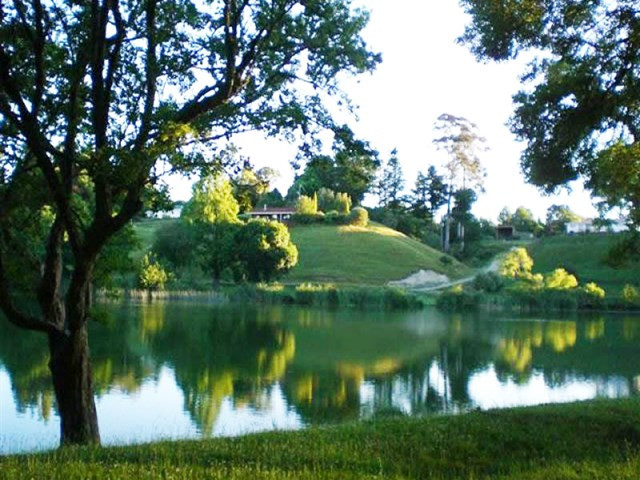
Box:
(1, 304, 640, 453)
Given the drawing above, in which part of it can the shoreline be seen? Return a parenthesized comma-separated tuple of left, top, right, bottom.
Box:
(2, 398, 639, 479)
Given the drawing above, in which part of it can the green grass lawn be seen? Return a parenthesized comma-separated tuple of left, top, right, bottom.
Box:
(528, 234, 640, 295)
(2, 399, 640, 479)
(131, 218, 178, 263)
(286, 223, 471, 285)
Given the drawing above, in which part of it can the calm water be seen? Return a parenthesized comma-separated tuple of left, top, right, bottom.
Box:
(1, 302, 640, 454)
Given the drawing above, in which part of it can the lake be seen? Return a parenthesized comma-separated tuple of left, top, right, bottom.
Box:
(1, 302, 639, 454)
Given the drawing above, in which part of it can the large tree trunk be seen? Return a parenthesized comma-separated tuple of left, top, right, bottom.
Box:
(48, 323, 100, 445)
(45, 245, 101, 447)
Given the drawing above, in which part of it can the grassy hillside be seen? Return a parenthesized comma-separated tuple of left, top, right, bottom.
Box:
(131, 218, 176, 263)
(528, 234, 640, 295)
(131, 220, 470, 286)
(3, 399, 640, 479)
(286, 223, 470, 285)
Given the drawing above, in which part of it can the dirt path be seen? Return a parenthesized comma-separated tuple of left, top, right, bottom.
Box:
(410, 256, 501, 292)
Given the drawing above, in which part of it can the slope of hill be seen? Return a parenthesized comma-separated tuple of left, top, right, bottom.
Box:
(131, 220, 471, 286)
(528, 234, 640, 295)
(286, 223, 471, 285)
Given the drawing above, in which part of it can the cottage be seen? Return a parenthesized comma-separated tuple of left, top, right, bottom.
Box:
(248, 206, 296, 223)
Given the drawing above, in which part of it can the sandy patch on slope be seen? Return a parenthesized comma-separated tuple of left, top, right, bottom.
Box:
(388, 270, 450, 289)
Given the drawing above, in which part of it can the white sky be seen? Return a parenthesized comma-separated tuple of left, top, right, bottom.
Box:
(170, 1, 601, 223)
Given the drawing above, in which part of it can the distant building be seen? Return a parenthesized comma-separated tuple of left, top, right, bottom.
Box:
(247, 206, 296, 223)
(496, 225, 515, 240)
(566, 219, 628, 234)
(145, 203, 184, 219)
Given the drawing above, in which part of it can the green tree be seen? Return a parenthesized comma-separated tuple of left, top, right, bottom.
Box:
(235, 220, 298, 282)
(196, 222, 241, 286)
(450, 188, 477, 252)
(296, 194, 318, 215)
(511, 206, 542, 235)
(289, 127, 380, 204)
(180, 173, 242, 286)
(497, 207, 512, 226)
(546, 205, 582, 235)
(138, 253, 170, 291)
(182, 174, 240, 225)
(460, 0, 640, 232)
(376, 149, 405, 210)
(411, 166, 448, 221)
(0, 0, 378, 446)
(234, 167, 279, 213)
(499, 247, 534, 279)
(317, 188, 351, 214)
(433, 114, 487, 252)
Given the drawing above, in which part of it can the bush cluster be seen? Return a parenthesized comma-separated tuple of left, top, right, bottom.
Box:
(290, 206, 369, 227)
(230, 283, 422, 309)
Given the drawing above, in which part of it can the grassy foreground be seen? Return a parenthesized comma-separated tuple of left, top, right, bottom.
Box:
(3, 399, 640, 479)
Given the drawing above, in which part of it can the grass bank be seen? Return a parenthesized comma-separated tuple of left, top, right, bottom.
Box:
(230, 282, 424, 309)
(528, 234, 640, 295)
(287, 223, 471, 285)
(437, 286, 640, 312)
(2, 399, 640, 479)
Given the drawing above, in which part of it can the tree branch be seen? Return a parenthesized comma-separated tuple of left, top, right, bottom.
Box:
(134, 0, 157, 150)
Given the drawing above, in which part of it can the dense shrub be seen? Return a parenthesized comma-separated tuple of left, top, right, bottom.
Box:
(436, 286, 480, 310)
(138, 253, 171, 290)
(544, 268, 578, 290)
(348, 206, 369, 227)
(317, 188, 352, 214)
(296, 194, 318, 214)
(152, 220, 198, 268)
(583, 282, 605, 299)
(622, 284, 639, 304)
(440, 255, 453, 265)
(291, 212, 325, 224)
(472, 272, 504, 293)
(324, 211, 349, 225)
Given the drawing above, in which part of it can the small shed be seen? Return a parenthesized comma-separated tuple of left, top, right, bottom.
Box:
(247, 206, 296, 223)
(496, 225, 515, 240)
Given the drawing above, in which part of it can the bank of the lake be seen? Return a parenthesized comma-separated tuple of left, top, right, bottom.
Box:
(100, 283, 428, 309)
(2, 398, 640, 479)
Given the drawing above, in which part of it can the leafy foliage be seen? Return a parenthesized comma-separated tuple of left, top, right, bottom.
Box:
(583, 282, 606, 299)
(296, 194, 318, 215)
(499, 248, 534, 279)
(234, 220, 298, 282)
(138, 254, 170, 291)
(317, 188, 352, 214)
(544, 268, 579, 290)
(289, 127, 380, 204)
(460, 0, 640, 231)
(181, 174, 240, 224)
(410, 166, 448, 221)
(545, 204, 582, 235)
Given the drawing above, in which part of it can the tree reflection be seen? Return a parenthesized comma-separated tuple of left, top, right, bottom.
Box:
(2, 304, 640, 442)
(139, 303, 295, 434)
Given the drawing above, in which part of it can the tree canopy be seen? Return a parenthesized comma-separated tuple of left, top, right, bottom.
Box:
(459, 0, 640, 229)
(288, 126, 379, 203)
(0, 0, 379, 446)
